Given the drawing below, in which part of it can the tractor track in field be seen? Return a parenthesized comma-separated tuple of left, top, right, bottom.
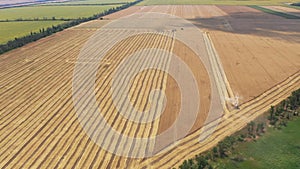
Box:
(203, 32, 235, 112)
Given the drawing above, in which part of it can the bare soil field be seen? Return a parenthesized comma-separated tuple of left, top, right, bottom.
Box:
(0, 4, 299, 169)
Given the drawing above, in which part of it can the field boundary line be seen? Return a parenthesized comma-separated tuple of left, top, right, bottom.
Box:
(203, 32, 234, 112)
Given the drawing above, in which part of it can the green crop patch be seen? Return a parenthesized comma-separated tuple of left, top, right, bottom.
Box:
(249, 5, 300, 19)
(50, 0, 135, 5)
(0, 4, 121, 44)
(214, 117, 300, 169)
(0, 21, 65, 44)
(0, 5, 120, 20)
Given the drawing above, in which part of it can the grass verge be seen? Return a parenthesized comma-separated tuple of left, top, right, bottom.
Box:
(249, 5, 300, 19)
(213, 117, 300, 169)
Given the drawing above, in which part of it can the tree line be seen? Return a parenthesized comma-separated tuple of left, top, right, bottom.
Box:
(0, 0, 143, 55)
(42, 2, 127, 6)
(0, 17, 73, 22)
(178, 88, 300, 169)
(268, 88, 300, 129)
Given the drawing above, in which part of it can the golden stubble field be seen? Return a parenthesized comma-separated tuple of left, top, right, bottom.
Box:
(0, 4, 299, 169)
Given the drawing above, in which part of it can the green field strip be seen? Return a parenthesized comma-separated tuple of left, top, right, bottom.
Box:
(249, 5, 300, 19)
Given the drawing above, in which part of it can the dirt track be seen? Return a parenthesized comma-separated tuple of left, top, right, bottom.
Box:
(0, 5, 299, 169)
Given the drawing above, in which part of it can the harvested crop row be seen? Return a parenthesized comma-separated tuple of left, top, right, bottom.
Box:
(0, 31, 94, 145)
(203, 32, 233, 111)
(70, 32, 162, 168)
(0, 5, 299, 169)
(112, 32, 175, 169)
(0, 30, 130, 168)
(39, 30, 142, 169)
(14, 31, 134, 169)
(0, 31, 95, 115)
(12, 30, 176, 169)
(0, 32, 93, 126)
(34, 30, 141, 169)
(0, 30, 91, 85)
(137, 71, 300, 168)
(0, 29, 138, 168)
(0, 31, 99, 168)
(78, 32, 174, 169)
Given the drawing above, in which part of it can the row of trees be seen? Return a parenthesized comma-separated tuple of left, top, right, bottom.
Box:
(179, 155, 212, 169)
(246, 121, 265, 138)
(0, 0, 143, 54)
(44, 2, 127, 6)
(179, 136, 237, 169)
(268, 88, 300, 129)
(178, 88, 300, 169)
(0, 17, 73, 22)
